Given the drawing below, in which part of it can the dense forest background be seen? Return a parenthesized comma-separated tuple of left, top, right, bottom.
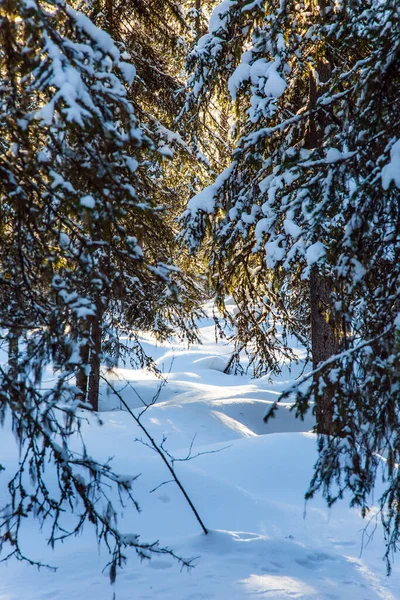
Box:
(0, 0, 399, 592)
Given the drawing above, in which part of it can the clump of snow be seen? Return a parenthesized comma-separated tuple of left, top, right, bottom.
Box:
(119, 61, 136, 85)
(283, 218, 302, 239)
(59, 232, 70, 248)
(306, 241, 325, 266)
(326, 147, 343, 162)
(158, 145, 174, 158)
(186, 165, 233, 215)
(350, 258, 366, 283)
(66, 6, 119, 60)
(265, 238, 285, 267)
(80, 195, 95, 209)
(209, 0, 237, 34)
(381, 138, 400, 190)
(228, 54, 286, 106)
(264, 63, 286, 98)
(228, 62, 251, 100)
(250, 57, 269, 84)
(325, 148, 355, 163)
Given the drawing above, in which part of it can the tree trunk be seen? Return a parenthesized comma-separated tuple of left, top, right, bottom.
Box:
(87, 306, 102, 412)
(306, 1, 339, 434)
(106, 0, 113, 34)
(76, 320, 90, 403)
(195, 0, 201, 42)
(8, 326, 21, 407)
(310, 269, 339, 434)
(8, 327, 20, 378)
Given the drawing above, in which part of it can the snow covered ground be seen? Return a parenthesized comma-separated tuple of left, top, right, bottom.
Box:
(0, 303, 399, 599)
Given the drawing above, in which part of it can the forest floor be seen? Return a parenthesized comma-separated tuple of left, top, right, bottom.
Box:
(0, 301, 399, 599)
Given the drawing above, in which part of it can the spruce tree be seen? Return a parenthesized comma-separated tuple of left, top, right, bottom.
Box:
(182, 0, 400, 567)
(0, 0, 198, 574)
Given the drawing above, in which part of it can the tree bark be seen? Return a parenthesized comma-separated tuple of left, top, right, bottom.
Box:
(76, 320, 90, 403)
(8, 327, 20, 378)
(8, 325, 21, 407)
(306, 2, 339, 434)
(87, 306, 102, 412)
(106, 0, 113, 35)
(310, 269, 339, 434)
(195, 0, 201, 42)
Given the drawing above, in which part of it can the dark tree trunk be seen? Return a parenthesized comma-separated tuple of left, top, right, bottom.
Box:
(8, 326, 21, 407)
(195, 0, 201, 41)
(87, 306, 102, 412)
(76, 320, 90, 403)
(106, 0, 113, 34)
(8, 327, 20, 378)
(310, 269, 339, 434)
(306, 2, 339, 434)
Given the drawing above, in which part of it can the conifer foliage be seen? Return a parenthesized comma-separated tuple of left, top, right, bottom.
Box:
(0, 0, 196, 575)
(182, 0, 400, 566)
(1, 0, 400, 579)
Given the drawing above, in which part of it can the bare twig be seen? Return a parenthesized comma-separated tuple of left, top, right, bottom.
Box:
(102, 376, 209, 536)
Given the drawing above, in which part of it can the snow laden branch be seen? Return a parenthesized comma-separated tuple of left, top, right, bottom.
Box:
(0, 367, 195, 582)
(0, 0, 202, 582)
(265, 322, 400, 573)
(181, 0, 400, 570)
